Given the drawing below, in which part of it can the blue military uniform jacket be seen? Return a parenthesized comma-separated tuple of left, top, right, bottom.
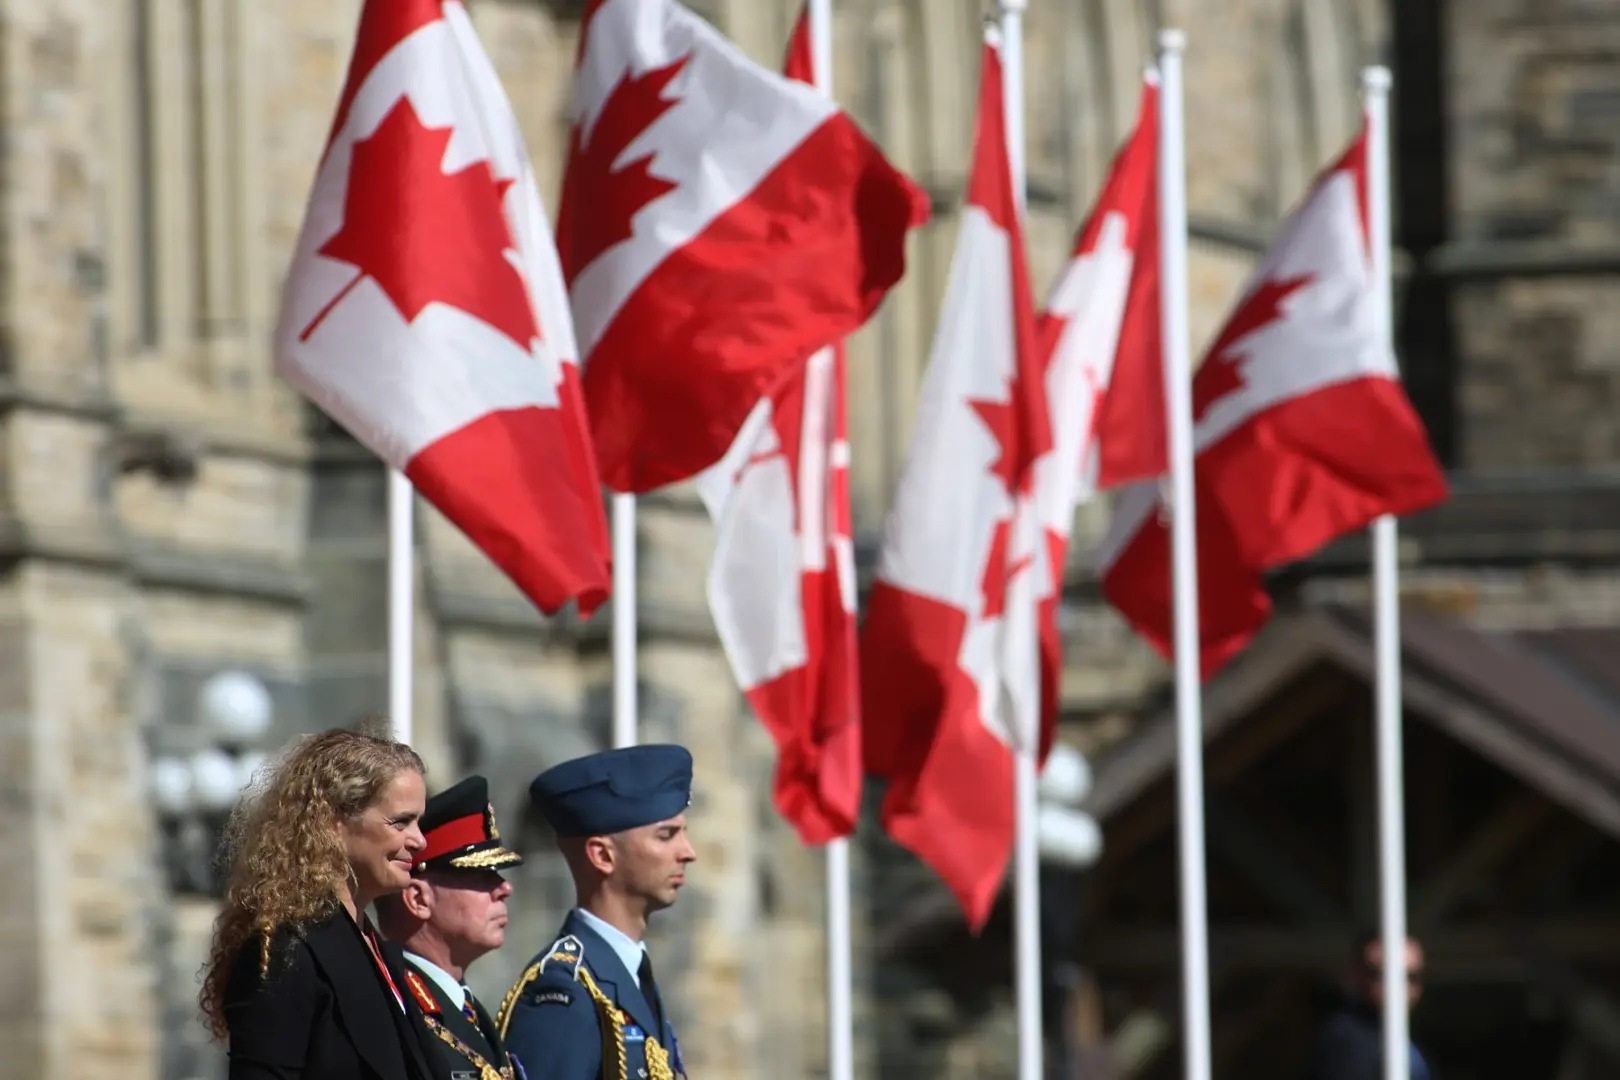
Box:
(497, 912, 686, 1080)
(1303, 1001, 1432, 1080)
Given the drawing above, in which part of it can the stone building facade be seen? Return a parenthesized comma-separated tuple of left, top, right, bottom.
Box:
(2, 1, 1616, 1080)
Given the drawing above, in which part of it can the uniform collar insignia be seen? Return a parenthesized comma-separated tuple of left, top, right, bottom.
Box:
(405, 968, 441, 1014)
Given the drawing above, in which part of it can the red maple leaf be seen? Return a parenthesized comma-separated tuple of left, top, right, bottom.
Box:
(1190, 274, 1313, 422)
(556, 56, 690, 286)
(302, 97, 538, 352)
(967, 384, 1035, 620)
(968, 393, 1022, 496)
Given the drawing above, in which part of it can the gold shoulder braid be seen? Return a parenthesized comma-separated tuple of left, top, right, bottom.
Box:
(494, 945, 677, 1080)
(495, 959, 541, 1040)
(574, 967, 676, 1080)
(424, 1014, 513, 1080)
(642, 1028, 677, 1080)
(499, 935, 588, 1037)
(578, 966, 631, 1080)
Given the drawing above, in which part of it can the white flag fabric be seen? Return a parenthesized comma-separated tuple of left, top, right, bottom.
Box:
(859, 31, 1049, 930)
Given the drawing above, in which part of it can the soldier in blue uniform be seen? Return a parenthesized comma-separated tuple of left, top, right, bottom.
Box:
(497, 745, 698, 1080)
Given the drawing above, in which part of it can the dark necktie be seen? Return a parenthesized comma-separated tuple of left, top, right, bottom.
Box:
(637, 952, 666, 1038)
(460, 985, 480, 1028)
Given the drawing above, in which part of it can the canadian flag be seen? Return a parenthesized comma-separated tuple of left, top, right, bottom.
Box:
(1098, 125, 1448, 675)
(692, 7, 861, 846)
(1032, 76, 1160, 729)
(275, 0, 612, 616)
(859, 31, 1050, 930)
(563, 0, 930, 493)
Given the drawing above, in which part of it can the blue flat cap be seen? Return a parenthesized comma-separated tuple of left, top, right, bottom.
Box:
(529, 744, 693, 836)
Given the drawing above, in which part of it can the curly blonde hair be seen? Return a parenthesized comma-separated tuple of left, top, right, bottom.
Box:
(198, 719, 424, 1038)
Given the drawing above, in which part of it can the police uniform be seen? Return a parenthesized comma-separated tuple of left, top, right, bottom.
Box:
(497, 746, 692, 1080)
(399, 776, 527, 1080)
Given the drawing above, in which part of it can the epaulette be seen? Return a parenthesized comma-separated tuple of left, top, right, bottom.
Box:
(540, 934, 587, 981)
(404, 969, 440, 1015)
(496, 935, 587, 1036)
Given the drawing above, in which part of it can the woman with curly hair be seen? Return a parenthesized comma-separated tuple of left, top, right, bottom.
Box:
(198, 722, 441, 1080)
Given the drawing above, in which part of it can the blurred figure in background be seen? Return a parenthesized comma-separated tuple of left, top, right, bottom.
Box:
(1303, 931, 1432, 1080)
(499, 745, 698, 1080)
(378, 775, 526, 1080)
(198, 722, 442, 1080)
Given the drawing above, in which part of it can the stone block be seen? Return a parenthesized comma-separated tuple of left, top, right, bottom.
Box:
(5, 4, 107, 405)
(117, 453, 309, 563)
(304, 666, 390, 730)
(3, 410, 113, 528)
(137, 589, 304, 669)
(112, 346, 309, 454)
(1449, 4, 1620, 245)
(0, 594, 41, 1071)
(1451, 279, 1620, 469)
(1299, 565, 1620, 633)
(17, 563, 157, 1080)
(445, 629, 585, 708)
(156, 898, 228, 1080)
(1175, 0, 1289, 223)
(257, 0, 362, 266)
(303, 552, 388, 654)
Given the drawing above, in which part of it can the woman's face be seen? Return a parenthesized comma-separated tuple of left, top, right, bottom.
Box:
(341, 767, 427, 903)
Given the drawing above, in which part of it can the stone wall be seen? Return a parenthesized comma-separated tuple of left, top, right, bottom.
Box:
(1446, 4, 1620, 468)
(1301, 562, 1620, 633)
(0, 0, 149, 1076)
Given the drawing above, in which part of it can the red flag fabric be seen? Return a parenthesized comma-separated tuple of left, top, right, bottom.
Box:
(859, 30, 1048, 930)
(275, 0, 611, 616)
(1031, 76, 1160, 752)
(1099, 125, 1448, 676)
(563, 0, 930, 493)
(692, 5, 862, 845)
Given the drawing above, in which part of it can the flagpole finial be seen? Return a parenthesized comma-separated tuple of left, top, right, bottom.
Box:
(1361, 66, 1393, 93)
(1157, 28, 1186, 54)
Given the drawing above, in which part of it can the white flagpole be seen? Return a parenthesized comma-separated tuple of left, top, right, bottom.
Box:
(1155, 29, 1214, 1080)
(388, 471, 414, 743)
(612, 492, 638, 749)
(996, 6, 1043, 1080)
(804, 4, 855, 1080)
(1362, 65, 1411, 1080)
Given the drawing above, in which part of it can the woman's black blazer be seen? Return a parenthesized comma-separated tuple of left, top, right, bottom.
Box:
(222, 908, 445, 1080)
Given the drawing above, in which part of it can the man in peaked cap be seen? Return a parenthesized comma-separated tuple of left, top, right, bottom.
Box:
(376, 775, 526, 1080)
(497, 745, 697, 1080)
